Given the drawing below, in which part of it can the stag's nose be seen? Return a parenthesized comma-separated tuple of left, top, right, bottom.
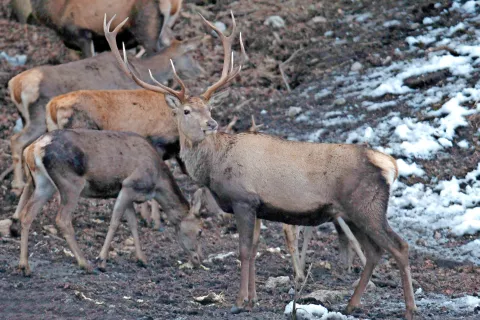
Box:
(206, 119, 218, 131)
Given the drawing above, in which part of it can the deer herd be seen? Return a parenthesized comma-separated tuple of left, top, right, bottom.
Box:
(2, 1, 417, 319)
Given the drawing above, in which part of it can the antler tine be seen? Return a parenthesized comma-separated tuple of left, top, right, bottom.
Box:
(200, 11, 245, 101)
(219, 32, 247, 88)
(104, 14, 187, 102)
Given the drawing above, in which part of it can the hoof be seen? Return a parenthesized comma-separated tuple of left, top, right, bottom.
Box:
(79, 263, 94, 274)
(230, 305, 245, 314)
(136, 258, 148, 268)
(345, 303, 362, 315)
(18, 264, 31, 277)
(405, 309, 415, 320)
(96, 258, 107, 272)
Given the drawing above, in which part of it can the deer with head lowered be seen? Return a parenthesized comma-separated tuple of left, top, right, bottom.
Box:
(13, 129, 203, 275)
(31, 0, 183, 57)
(4, 28, 205, 195)
(105, 12, 417, 320)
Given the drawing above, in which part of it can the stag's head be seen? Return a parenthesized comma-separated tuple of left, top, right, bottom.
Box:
(104, 12, 246, 144)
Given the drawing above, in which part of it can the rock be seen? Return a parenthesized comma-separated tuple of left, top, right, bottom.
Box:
(352, 278, 376, 291)
(311, 16, 327, 24)
(350, 61, 363, 72)
(287, 106, 302, 117)
(0, 219, 12, 237)
(213, 21, 226, 33)
(43, 224, 58, 235)
(193, 292, 225, 305)
(334, 97, 346, 106)
(403, 70, 450, 89)
(264, 16, 286, 28)
(124, 237, 135, 247)
(265, 276, 290, 289)
(301, 289, 349, 305)
(409, 23, 420, 30)
(0, 52, 27, 66)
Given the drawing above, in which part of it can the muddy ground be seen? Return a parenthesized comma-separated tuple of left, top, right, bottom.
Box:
(1, 0, 479, 319)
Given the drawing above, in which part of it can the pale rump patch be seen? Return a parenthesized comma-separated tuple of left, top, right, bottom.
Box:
(367, 150, 398, 185)
(9, 69, 43, 123)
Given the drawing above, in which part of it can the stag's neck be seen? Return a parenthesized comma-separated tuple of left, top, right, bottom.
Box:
(179, 133, 231, 188)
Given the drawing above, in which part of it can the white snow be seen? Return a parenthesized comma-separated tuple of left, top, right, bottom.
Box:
(284, 301, 356, 319)
(397, 159, 425, 177)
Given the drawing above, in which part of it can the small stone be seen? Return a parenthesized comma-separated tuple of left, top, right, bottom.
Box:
(264, 16, 285, 28)
(213, 22, 226, 33)
(0, 219, 13, 237)
(409, 23, 420, 30)
(334, 98, 346, 106)
(352, 279, 376, 291)
(350, 61, 363, 72)
(324, 30, 334, 37)
(302, 289, 348, 304)
(43, 225, 58, 235)
(287, 107, 302, 117)
(124, 237, 135, 246)
(265, 276, 290, 289)
(311, 16, 327, 24)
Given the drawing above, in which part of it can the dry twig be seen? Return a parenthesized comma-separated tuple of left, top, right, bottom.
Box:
(0, 165, 13, 181)
(279, 48, 303, 92)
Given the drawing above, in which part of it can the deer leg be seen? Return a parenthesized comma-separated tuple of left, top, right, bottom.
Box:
(125, 204, 147, 266)
(11, 174, 35, 237)
(283, 224, 304, 283)
(150, 200, 161, 230)
(346, 230, 382, 314)
(18, 177, 55, 276)
(299, 226, 314, 273)
(337, 217, 366, 266)
(54, 179, 90, 271)
(344, 197, 416, 320)
(140, 202, 152, 226)
(247, 218, 261, 309)
(10, 118, 46, 195)
(98, 188, 133, 271)
(231, 203, 256, 314)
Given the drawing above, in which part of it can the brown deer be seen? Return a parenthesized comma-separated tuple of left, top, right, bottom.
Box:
(31, 0, 183, 57)
(4, 34, 205, 195)
(13, 129, 202, 276)
(105, 12, 417, 319)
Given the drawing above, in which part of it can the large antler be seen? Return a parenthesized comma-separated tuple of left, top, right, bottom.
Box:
(103, 14, 187, 103)
(200, 11, 247, 101)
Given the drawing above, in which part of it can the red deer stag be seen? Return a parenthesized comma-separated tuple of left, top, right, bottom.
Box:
(4, 33, 205, 195)
(105, 12, 416, 320)
(31, 0, 183, 57)
(13, 129, 202, 275)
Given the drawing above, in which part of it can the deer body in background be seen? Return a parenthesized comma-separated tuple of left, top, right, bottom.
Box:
(14, 129, 202, 275)
(104, 12, 417, 319)
(5, 36, 204, 194)
(31, 0, 183, 57)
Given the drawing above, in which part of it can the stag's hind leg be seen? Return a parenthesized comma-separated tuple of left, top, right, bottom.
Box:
(343, 187, 416, 320)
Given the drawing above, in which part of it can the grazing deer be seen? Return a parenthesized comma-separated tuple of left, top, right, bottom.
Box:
(105, 12, 417, 319)
(13, 129, 202, 275)
(4, 35, 204, 195)
(31, 0, 183, 57)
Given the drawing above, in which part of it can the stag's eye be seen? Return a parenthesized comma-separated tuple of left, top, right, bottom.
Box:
(184, 109, 191, 115)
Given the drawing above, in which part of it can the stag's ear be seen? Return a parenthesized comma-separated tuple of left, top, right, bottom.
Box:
(165, 95, 182, 109)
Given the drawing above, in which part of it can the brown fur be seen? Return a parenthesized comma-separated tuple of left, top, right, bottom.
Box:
(46, 90, 177, 142)
(31, 0, 183, 57)
(14, 129, 202, 275)
(6, 36, 203, 194)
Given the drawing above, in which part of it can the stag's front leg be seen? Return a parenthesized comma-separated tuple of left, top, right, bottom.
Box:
(231, 203, 257, 314)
